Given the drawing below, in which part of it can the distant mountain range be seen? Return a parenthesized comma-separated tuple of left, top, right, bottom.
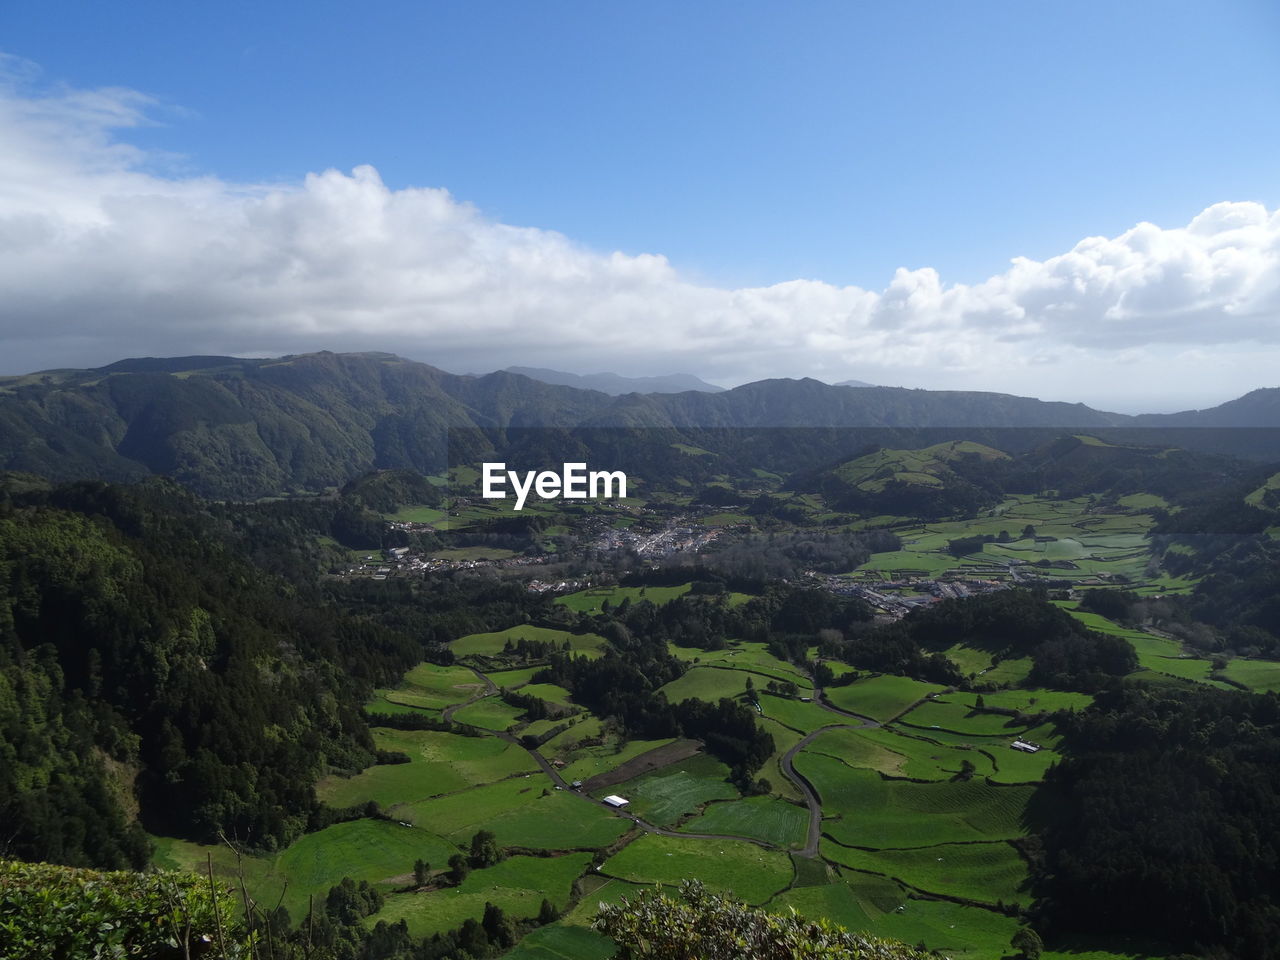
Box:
(504, 366, 725, 395)
(1, 351, 1277, 498)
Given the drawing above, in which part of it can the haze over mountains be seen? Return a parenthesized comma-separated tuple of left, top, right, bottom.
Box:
(504, 367, 725, 395)
(2, 351, 1278, 499)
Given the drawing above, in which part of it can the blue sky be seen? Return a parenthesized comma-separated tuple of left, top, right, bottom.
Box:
(1, 1, 1279, 410)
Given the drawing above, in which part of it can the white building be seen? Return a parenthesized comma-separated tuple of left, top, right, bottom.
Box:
(602, 795, 630, 808)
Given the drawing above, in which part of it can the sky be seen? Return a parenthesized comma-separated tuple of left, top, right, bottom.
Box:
(1, 1, 1278, 413)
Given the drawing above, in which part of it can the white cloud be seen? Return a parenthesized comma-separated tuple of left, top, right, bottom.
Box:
(1, 61, 1278, 412)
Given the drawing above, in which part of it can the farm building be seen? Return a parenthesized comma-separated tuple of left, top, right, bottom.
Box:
(1011, 740, 1040, 753)
(602, 795, 630, 808)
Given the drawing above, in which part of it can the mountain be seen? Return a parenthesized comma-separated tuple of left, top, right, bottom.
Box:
(1, 351, 1277, 499)
(835, 378, 877, 387)
(505, 366, 725, 394)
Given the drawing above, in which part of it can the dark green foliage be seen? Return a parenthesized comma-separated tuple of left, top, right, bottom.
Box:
(1037, 687, 1280, 958)
(0, 859, 250, 960)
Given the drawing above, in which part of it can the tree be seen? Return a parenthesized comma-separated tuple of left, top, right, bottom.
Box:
(469, 829, 501, 868)
(413, 858, 429, 886)
(1011, 926, 1044, 959)
(447, 853, 469, 884)
(537, 898, 560, 924)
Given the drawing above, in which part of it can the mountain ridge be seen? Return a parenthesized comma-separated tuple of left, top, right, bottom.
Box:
(1, 351, 1276, 498)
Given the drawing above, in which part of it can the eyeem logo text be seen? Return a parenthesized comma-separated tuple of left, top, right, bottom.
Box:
(481, 462, 628, 511)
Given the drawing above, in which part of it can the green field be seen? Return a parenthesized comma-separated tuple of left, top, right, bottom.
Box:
(1222, 657, 1280, 693)
(803, 725, 996, 781)
(822, 841, 1030, 907)
(798, 755, 1031, 848)
(759, 693, 856, 734)
(677, 641, 813, 687)
(555, 583, 692, 614)
(451, 696, 527, 731)
(897, 698, 1034, 736)
(372, 661, 486, 711)
(317, 729, 536, 806)
(372, 853, 592, 938)
(772, 877, 1022, 960)
(600, 833, 792, 904)
(554, 737, 679, 784)
(678, 796, 809, 848)
(824, 674, 945, 721)
(452, 624, 609, 659)
(658, 666, 755, 705)
(386, 504, 446, 524)
(483, 789, 633, 850)
(604, 754, 737, 826)
(502, 923, 617, 960)
(392, 777, 552, 838)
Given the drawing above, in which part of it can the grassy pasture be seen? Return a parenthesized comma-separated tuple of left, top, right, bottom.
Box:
(392, 776, 550, 837)
(980, 656, 1034, 686)
(1223, 658, 1280, 693)
(431, 546, 518, 560)
(273, 820, 458, 908)
(451, 696, 527, 732)
(486, 666, 542, 688)
(797, 756, 1031, 848)
(600, 833, 792, 904)
(759, 693, 856, 734)
(385, 504, 445, 524)
(557, 737, 679, 784)
(678, 796, 809, 848)
(970, 688, 1093, 713)
(484, 789, 633, 850)
(897, 699, 1034, 736)
(824, 674, 945, 721)
(452, 624, 608, 659)
(757, 717, 804, 802)
(502, 924, 617, 960)
(822, 841, 1030, 907)
(658, 666, 753, 705)
(317, 729, 535, 806)
(677, 641, 812, 687)
(371, 852, 592, 938)
(375, 662, 485, 711)
(518, 682, 576, 706)
(555, 583, 691, 614)
(562, 876, 653, 927)
(604, 754, 737, 826)
(805, 725, 996, 781)
(537, 716, 604, 754)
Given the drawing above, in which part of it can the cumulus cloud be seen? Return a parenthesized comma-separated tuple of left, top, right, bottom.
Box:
(1, 61, 1278, 412)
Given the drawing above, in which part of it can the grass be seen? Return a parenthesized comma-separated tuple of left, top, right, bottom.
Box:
(373, 662, 486, 711)
(453, 624, 609, 659)
(824, 674, 945, 722)
(555, 583, 692, 614)
(658, 667, 755, 705)
(371, 852, 592, 938)
(605, 754, 737, 826)
(797, 756, 1032, 848)
(1222, 658, 1280, 693)
(483, 789, 633, 850)
(600, 833, 792, 904)
(391, 777, 552, 838)
(821, 840, 1030, 908)
(557, 737, 678, 783)
(897, 699, 1035, 736)
(677, 796, 809, 848)
(431, 546, 518, 560)
(677, 641, 812, 687)
(317, 729, 536, 806)
(386, 504, 446, 524)
(502, 924, 618, 959)
(450, 696, 528, 732)
(759, 693, 856, 734)
(803, 725, 996, 781)
(757, 717, 804, 802)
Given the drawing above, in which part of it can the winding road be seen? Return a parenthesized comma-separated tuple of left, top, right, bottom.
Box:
(438, 663, 924, 860)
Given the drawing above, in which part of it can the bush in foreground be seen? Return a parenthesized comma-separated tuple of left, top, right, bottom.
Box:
(593, 879, 934, 960)
(0, 859, 251, 960)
